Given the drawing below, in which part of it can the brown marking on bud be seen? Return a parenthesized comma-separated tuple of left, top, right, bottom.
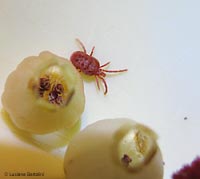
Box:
(121, 154, 132, 166)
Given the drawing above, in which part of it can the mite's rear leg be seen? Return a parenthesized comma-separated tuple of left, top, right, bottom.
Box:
(100, 62, 127, 73)
(95, 75, 100, 90)
(102, 68, 128, 73)
(98, 76, 108, 95)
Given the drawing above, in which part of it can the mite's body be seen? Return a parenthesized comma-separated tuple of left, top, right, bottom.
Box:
(70, 39, 127, 94)
(70, 51, 102, 76)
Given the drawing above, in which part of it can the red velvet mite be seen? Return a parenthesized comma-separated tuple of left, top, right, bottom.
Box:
(172, 156, 200, 179)
(70, 39, 128, 95)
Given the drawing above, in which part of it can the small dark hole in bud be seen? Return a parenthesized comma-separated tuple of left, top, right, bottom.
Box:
(121, 154, 132, 166)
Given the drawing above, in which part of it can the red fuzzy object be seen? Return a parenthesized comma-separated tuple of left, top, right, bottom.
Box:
(172, 157, 200, 179)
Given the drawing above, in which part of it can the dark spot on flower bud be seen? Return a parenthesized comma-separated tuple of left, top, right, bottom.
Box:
(54, 83, 64, 94)
(40, 77, 50, 90)
(121, 154, 132, 166)
(39, 77, 51, 97)
(49, 91, 58, 102)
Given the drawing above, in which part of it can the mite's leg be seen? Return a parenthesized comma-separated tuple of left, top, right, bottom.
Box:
(95, 75, 100, 90)
(102, 68, 128, 73)
(100, 61, 111, 68)
(90, 46, 95, 56)
(75, 38, 86, 53)
(98, 76, 108, 95)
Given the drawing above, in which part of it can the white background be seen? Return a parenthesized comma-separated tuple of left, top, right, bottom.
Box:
(0, 0, 200, 178)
